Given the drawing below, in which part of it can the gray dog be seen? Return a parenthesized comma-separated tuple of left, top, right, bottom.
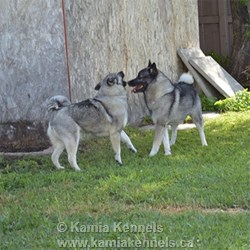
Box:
(47, 72, 137, 171)
(128, 61, 207, 156)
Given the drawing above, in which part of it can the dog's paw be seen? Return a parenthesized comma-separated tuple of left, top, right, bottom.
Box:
(129, 147, 137, 153)
(116, 160, 123, 166)
(164, 151, 172, 156)
(115, 154, 122, 165)
(74, 167, 81, 172)
(56, 166, 65, 170)
(149, 152, 157, 157)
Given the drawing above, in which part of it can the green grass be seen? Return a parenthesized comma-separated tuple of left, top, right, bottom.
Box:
(0, 112, 250, 249)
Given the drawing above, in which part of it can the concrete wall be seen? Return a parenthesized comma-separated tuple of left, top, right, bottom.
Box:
(0, 0, 68, 151)
(0, 0, 199, 152)
(0, 0, 69, 122)
(66, 0, 200, 122)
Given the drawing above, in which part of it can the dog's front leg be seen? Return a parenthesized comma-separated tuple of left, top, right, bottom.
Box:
(149, 124, 165, 157)
(120, 130, 137, 153)
(110, 132, 122, 164)
(163, 127, 171, 155)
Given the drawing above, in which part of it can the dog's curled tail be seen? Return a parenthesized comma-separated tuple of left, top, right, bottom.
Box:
(178, 73, 194, 84)
(47, 95, 71, 112)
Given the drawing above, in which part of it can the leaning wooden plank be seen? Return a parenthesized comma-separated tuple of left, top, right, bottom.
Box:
(189, 56, 244, 97)
(178, 48, 221, 97)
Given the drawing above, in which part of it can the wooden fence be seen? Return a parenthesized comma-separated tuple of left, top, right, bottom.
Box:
(198, 0, 233, 57)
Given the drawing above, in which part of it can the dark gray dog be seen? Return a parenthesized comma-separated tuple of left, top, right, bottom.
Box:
(128, 61, 207, 156)
(47, 72, 137, 171)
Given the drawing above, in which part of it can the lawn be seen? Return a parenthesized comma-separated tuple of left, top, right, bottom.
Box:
(0, 112, 250, 249)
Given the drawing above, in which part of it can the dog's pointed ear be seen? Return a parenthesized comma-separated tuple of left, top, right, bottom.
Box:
(118, 71, 125, 79)
(148, 60, 152, 67)
(94, 82, 101, 91)
(150, 62, 158, 76)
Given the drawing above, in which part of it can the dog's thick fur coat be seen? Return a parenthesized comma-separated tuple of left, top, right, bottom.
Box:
(47, 72, 137, 171)
(128, 61, 207, 156)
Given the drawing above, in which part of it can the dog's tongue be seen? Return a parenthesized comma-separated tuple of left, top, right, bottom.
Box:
(131, 85, 143, 93)
(131, 87, 137, 93)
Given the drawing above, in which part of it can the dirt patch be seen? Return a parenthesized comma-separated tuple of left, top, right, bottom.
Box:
(147, 205, 248, 214)
(0, 120, 50, 152)
(123, 205, 248, 215)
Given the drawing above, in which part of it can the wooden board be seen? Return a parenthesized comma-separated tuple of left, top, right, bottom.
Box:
(189, 56, 244, 97)
(178, 48, 221, 97)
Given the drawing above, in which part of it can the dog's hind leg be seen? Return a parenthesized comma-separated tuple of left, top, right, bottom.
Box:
(110, 132, 122, 164)
(51, 140, 65, 170)
(149, 125, 165, 157)
(163, 127, 171, 155)
(120, 130, 137, 153)
(170, 124, 178, 146)
(196, 123, 208, 146)
(191, 114, 208, 146)
(64, 132, 81, 171)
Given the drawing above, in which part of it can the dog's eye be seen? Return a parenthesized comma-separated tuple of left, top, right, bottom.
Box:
(95, 82, 101, 90)
(107, 78, 116, 86)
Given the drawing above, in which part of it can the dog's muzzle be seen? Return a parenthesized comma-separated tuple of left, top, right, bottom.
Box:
(128, 79, 147, 93)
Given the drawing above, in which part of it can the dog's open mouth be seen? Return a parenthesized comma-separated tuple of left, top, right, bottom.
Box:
(132, 84, 144, 93)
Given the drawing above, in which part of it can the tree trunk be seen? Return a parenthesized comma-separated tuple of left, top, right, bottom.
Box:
(229, 0, 250, 87)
